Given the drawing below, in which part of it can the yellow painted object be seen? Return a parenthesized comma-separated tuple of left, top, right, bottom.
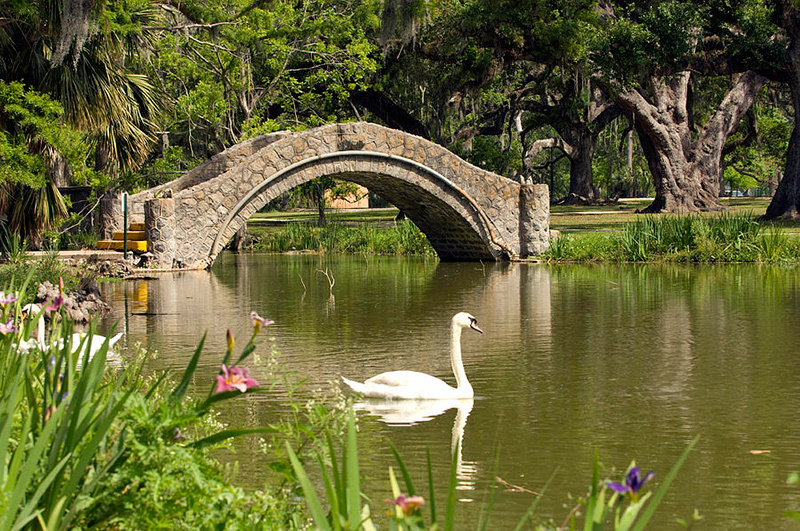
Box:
(112, 231, 146, 241)
(97, 239, 148, 252)
(131, 281, 148, 313)
(129, 222, 145, 231)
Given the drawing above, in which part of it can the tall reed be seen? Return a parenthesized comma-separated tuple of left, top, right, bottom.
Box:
(543, 213, 796, 263)
(255, 220, 435, 256)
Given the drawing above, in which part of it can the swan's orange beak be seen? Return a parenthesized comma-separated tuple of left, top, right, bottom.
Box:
(470, 322, 483, 334)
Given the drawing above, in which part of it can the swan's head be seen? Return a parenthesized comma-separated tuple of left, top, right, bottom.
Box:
(452, 312, 483, 334)
(21, 303, 42, 319)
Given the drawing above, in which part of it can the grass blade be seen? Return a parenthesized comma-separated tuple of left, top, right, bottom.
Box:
(345, 408, 361, 529)
(188, 427, 279, 449)
(631, 435, 699, 531)
(326, 431, 344, 518)
(513, 470, 554, 531)
(171, 332, 206, 401)
(426, 447, 437, 526)
(478, 447, 502, 531)
(286, 441, 331, 531)
(389, 440, 415, 496)
(444, 440, 459, 531)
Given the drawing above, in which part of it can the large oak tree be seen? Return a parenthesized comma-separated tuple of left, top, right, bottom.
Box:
(594, 1, 770, 212)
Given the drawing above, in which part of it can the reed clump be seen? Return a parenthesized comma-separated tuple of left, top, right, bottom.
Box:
(254, 219, 436, 256)
(543, 213, 800, 263)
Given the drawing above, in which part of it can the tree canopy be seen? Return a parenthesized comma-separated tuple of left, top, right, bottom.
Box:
(2, 0, 800, 241)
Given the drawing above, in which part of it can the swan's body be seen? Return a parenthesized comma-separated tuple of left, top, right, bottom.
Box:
(342, 312, 482, 400)
(18, 303, 123, 361)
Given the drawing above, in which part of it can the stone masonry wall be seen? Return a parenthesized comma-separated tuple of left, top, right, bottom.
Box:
(144, 197, 177, 269)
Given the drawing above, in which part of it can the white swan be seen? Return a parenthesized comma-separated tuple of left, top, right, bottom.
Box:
(342, 312, 483, 399)
(19, 303, 123, 360)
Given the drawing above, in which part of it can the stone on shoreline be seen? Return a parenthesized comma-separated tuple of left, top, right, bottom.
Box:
(36, 279, 112, 323)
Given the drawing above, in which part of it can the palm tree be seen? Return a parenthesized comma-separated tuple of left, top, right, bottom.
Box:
(0, 0, 164, 245)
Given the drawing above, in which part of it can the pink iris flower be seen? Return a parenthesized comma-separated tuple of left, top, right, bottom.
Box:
(0, 318, 15, 334)
(215, 364, 260, 393)
(386, 494, 425, 516)
(45, 278, 65, 314)
(250, 311, 275, 334)
(0, 292, 17, 306)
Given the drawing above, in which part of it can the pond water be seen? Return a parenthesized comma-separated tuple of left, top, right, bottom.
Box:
(97, 253, 800, 529)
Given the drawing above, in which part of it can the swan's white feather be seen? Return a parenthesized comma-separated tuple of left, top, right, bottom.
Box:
(342, 312, 482, 400)
(344, 372, 461, 399)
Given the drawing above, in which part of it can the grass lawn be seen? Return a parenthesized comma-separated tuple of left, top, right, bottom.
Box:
(550, 197, 800, 234)
(250, 207, 400, 225)
(251, 198, 800, 234)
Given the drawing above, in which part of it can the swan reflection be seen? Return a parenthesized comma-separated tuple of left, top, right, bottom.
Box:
(354, 398, 477, 497)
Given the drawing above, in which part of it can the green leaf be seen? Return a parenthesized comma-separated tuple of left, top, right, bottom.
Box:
(444, 440, 459, 531)
(345, 408, 361, 529)
(234, 342, 257, 365)
(478, 447, 502, 531)
(513, 470, 554, 531)
(427, 447, 437, 525)
(318, 452, 341, 530)
(172, 332, 206, 402)
(286, 441, 331, 531)
(389, 440, 415, 496)
(326, 431, 344, 518)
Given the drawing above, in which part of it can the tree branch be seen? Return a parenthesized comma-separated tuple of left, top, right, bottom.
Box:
(350, 90, 430, 138)
(525, 137, 574, 159)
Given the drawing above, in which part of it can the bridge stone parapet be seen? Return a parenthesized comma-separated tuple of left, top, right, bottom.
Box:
(107, 122, 550, 268)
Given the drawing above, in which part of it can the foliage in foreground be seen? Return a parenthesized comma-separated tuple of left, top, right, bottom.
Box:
(289, 406, 700, 530)
(0, 246, 83, 299)
(0, 284, 336, 529)
(544, 213, 800, 263)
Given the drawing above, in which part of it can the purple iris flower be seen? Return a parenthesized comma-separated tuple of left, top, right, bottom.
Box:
(0, 292, 18, 306)
(607, 466, 655, 501)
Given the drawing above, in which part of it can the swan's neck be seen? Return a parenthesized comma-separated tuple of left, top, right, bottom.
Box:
(37, 315, 45, 349)
(450, 323, 472, 394)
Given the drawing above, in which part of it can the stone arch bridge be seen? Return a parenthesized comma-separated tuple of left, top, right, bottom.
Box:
(102, 122, 550, 269)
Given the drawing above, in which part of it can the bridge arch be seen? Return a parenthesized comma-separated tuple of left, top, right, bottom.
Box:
(112, 123, 549, 269)
(211, 150, 513, 263)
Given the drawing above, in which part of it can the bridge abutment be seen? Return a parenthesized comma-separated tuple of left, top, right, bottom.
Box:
(519, 184, 550, 257)
(145, 197, 178, 269)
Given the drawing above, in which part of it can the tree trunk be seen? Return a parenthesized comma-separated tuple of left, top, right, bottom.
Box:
(315, 182, 326, 227)
(567, 134, 596, 200)
(617, 71, 766, 213)
(763, 20, 800, 219)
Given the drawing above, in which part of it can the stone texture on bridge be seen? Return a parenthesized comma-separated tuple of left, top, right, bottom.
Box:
(106, 122, 550, 269)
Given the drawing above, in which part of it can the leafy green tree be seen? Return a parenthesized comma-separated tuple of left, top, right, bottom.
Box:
(0, 81, 93, 246)
(592, 0, 777, 212)
(0, 0, 164, 177)
(762, 0, 800, 219)
(366, 0, 607, 203)
(148, 0, 381, 159)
